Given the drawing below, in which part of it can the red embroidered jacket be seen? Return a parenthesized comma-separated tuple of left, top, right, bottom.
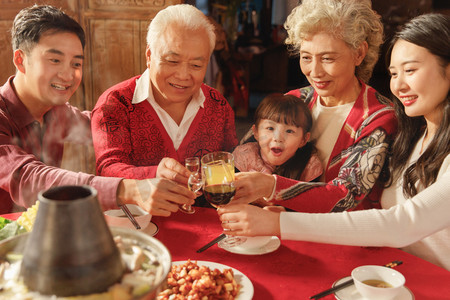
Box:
(275, 83, 397, 213)
(92, 76, 238, 179)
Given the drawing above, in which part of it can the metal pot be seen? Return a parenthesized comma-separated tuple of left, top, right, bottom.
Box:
(0, 227, 171, 299)
(20, 185, 124, 296)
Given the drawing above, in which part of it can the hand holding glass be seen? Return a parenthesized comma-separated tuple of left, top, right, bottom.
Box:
(179, 157, 203, 214)
(201, 152, 246, 247)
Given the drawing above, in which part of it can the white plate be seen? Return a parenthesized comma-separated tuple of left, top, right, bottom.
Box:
(110, 221, 158, 236)
(219, 236, 280, 255)
(172, 260, 254, 300)
(141, 221, 158, 236)
(333, 276, 414, 300)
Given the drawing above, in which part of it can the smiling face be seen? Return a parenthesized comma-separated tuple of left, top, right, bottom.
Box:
(299, 32, 366, 106)
(146, 23, 211, 108)
(253, 119, 310, 167)
(13, 31, 84, 118)
(389, 40, 450, 124)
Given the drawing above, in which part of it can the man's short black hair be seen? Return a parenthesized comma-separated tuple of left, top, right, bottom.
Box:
(11, 4, 85, 53)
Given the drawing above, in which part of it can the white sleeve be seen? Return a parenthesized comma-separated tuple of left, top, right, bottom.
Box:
(280, 171, 450, 248)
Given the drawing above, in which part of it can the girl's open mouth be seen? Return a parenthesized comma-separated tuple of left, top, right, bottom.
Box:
(270, 147, 283, 155)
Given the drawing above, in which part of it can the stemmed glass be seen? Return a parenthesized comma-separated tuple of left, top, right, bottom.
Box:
(201, 152, 246, 247)
(179, 157, 203, 214)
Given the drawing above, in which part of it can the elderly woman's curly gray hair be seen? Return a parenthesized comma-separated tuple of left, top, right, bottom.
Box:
(146, 4, 216, 55)
(284, 0, 383, 83)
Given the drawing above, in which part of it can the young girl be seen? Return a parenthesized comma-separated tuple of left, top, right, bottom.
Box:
(233, 93, 323, 182)
(219, 13, 450, 270)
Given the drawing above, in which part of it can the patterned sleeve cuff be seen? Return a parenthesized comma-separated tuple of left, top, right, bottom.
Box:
(263, 174, 277, 201)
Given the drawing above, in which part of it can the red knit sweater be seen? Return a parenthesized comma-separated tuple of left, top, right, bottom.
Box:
(92, 76, 238, 179)
(276, 82, 397, 213)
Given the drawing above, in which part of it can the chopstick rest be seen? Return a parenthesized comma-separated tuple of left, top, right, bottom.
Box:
(196, 233, 226, 253)
(309, 260, 403, 299)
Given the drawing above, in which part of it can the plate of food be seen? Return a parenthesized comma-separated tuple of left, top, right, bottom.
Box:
(157, 260, 254, 300)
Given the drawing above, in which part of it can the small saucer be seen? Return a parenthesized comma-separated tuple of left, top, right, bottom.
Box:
(219, 236, 280, 255)
(333, 276, 414, 300)
(141, 221, 159, 236)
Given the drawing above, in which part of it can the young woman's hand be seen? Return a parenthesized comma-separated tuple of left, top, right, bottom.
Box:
(217, 203, 281, 237)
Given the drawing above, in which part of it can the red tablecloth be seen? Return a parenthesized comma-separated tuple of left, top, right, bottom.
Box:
(3, 208, 450, 299)
(151, 207, 450, 299)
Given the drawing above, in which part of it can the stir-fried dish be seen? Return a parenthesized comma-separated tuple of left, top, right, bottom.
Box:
(157, 260, 241, 300)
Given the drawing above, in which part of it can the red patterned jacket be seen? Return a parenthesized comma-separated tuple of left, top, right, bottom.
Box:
(92, 76, 238, 179)
(274, 83, 397, 212)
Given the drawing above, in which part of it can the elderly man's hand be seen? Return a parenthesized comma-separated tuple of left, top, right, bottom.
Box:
(156, 157, 190, 186)
(232, 172, 276, 204)
(117, 178, 196, 217)
(217, 204, 281, 237)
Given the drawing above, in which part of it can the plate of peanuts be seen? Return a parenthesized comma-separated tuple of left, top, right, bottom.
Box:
(157, 259, 254, 300)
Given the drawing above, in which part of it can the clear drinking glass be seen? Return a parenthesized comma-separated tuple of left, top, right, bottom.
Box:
(201, 152, 246, 247)
(179, 157, 203, 214)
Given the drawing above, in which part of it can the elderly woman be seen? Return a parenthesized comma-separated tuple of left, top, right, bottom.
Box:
(220, 13, 450, 271)
(92, 5, 238, 185)
(234, 0, 397, 213)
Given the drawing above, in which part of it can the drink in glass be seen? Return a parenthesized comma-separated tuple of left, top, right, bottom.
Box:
(201, 152, 245, 247)
(179, 157, 202, 214)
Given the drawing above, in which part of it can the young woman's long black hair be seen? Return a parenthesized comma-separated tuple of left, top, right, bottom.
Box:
(254, 93, 318, 181)
(385, 13, 450, 197)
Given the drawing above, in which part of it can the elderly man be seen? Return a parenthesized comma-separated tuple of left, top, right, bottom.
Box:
(0, 4, 195, 215)
(91, 4, 238, 188)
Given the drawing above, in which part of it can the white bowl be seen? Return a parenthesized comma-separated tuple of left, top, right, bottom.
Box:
(351, 265, 405, 300)
(104, 204, 151, 229)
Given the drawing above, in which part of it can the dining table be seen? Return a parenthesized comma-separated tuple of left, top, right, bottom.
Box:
(3, 206, 450, 299)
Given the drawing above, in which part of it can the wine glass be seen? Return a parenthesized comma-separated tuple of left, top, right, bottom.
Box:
(179, 157, 203, 214)
(201, 152, 246, 247)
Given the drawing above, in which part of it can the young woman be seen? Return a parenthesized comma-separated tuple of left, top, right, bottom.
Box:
(218, 13, 450, 271)
(233, 93, 322, 182)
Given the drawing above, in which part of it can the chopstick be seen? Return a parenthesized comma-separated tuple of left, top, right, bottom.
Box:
(309, 260, 403, 299)
(196, 233, 226, 253)
(120, 205, 141, 230)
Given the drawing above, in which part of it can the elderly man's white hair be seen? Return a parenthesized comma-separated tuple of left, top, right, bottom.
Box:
(146, 4, 216, 55)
